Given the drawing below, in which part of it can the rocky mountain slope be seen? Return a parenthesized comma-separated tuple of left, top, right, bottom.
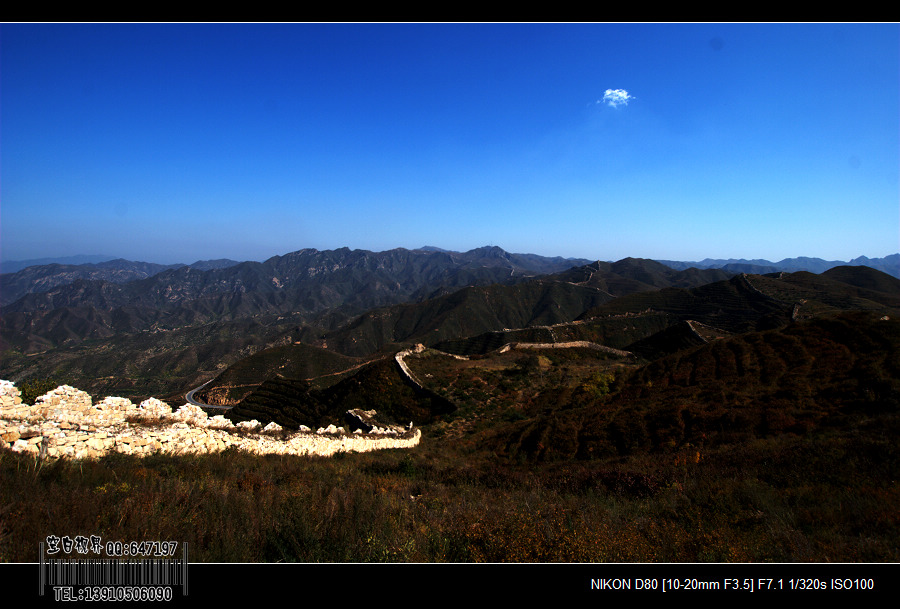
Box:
(0, 246, 589, 399)
(0, 258, 242, 306)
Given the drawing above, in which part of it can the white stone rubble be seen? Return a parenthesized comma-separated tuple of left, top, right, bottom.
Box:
(0, 380, 420, 460)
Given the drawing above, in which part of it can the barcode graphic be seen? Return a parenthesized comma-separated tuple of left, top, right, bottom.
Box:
(39, 543, 188, 595)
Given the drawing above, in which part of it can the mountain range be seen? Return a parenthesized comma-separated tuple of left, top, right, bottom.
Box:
(3, 249, 896, 308)
(1, 245, 898, 407)
(656, 254, 899, 277)
(0, 246, 592, 398)
(4, 244, 898, 564)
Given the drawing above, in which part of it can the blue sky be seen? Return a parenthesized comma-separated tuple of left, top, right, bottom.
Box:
(2, 22, 898, 265)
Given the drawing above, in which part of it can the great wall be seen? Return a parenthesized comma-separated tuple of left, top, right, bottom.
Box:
(0, 379, 420, 460)
(2, 338, 640, 462)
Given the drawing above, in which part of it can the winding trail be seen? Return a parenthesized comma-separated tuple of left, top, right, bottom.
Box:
(184, 378, 228, 409)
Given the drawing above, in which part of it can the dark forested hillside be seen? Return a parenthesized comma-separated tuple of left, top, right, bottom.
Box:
(227, 357, 455, 430)
(483, 311, 900, 462)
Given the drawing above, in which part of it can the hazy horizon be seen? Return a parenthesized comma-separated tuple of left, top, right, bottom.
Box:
(2, 23, 898, 266)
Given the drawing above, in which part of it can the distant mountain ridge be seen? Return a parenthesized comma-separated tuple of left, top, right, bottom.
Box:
(1, 247, 589, 311)
(0, 255, 244, 275)
(4, 247, 895, 342)
(5, 249, 894, 282)
(0, 246, 591, 352)
(0, 255, 119, 274)
(656, 254, 900, 278)
(0, 258, 244, 307)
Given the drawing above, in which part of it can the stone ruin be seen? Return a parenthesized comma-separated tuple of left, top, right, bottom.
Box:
(344, 408, 412, 435)
(0, 380, 420, 460)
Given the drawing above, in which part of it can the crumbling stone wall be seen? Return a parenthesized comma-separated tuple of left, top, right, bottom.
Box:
(395, 343, 427, 389)
(498, 340, 633, 357)
(0, 380, 420, 460)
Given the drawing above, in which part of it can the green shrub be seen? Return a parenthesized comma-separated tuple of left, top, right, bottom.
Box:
(580, 371, 614, 400)
(17, 377, 65, 405)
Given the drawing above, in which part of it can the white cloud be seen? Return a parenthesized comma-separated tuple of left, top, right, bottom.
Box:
(599, 89, 634, 108)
